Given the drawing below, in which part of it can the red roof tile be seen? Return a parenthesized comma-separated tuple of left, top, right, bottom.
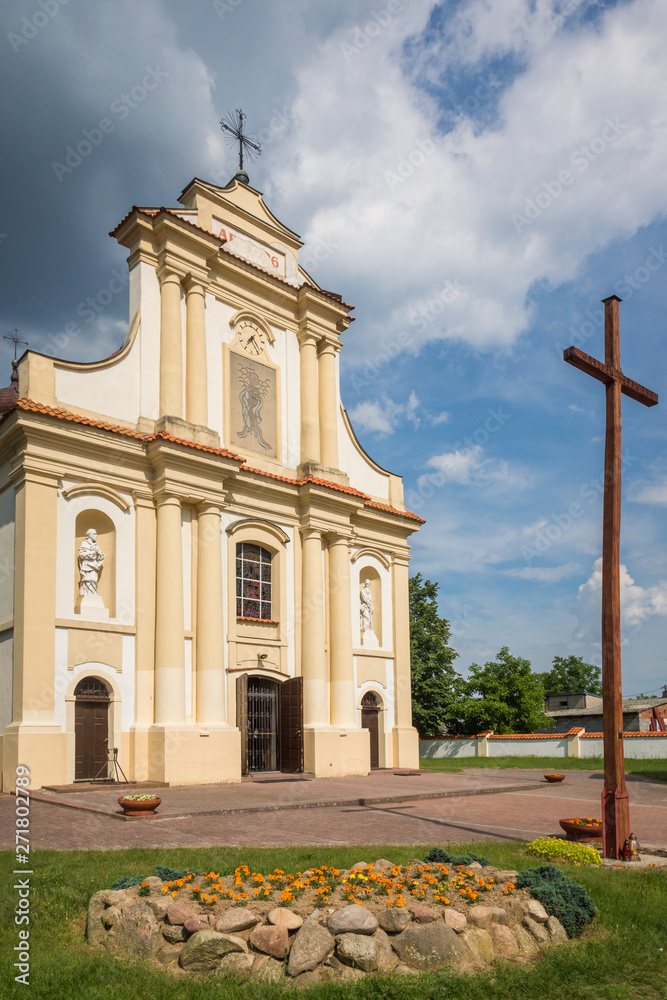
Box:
(365, 499, 425, 523)
(6, 400, 422, 523)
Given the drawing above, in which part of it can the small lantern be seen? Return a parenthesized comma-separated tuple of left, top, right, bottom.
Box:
(621, 839, 631, 861)
(628, 832, 640, 861)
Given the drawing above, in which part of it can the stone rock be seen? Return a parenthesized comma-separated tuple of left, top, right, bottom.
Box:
(87, 890, 119, 946)
(489, 906, 508, 924)
(105, 902, 160, 960)
(392, 922, 465, 972)
(156, 944, 182, 967)
(378, 907, 411, 934)
(184, 915, 212, 934)
(253, 955, 286, 982)
(407, 858, 425, 869)
(409, 904, 441, 924)
(374, 927, 399, 973)
(106, 890, 129, 905)
(215, 909, 260, 933)
(372, 858, 396, 872)
(547, 915, 568, 944)
(146, 897, 171, 921)
(460, 927, 495, 967)
(328, 904, 378, 936)
(395, 963, 419, 975)
(166, 902, 195, 926)
(287, 920, 335, 976)
(514, 924, 540, 960)
(336, 932, 380, 973)
(523, 915, 550, 945)
(297, 968, 331, 986)
(179, 930, 247, 971)
(444, 909, 468, 933)
(468, 861, 483, 871)
(350, 860, 369, 871)
(249, 923, 290, 960)
(524, 899, 549, 924)
(268, 907, 303, 930)
(144, 876, 164, 892)
(468, 906, 494, 929)
(489, 923, 520, 959)
(503, 899, 525, 925)
(498, 870, 519, 882)
(215, 952, 255, 978)
(101, 905, 121, 929)
(162, 922, 187, 943)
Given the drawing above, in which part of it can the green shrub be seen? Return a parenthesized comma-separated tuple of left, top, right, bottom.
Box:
(423, 847, 491, 868)
(110, 875, 146, 890)
(110, 864, 198, 890)
(516, 864, 597, 938)
(527, 837, 601, 866)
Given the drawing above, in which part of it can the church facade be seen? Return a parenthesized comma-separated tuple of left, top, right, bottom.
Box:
(0, 175, 422, 789)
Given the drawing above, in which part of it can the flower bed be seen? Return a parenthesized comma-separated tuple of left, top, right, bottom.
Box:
(527, 837, 602, 866)
(87, 856, 585, 982)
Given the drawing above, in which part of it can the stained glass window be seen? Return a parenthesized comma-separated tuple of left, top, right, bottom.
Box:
(236, 543, 272, 620)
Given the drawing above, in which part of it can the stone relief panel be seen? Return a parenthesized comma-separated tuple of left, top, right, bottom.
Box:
(229, 351, 278, 459)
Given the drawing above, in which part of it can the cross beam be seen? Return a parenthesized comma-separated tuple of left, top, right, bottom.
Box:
(564, 295, 658, 859)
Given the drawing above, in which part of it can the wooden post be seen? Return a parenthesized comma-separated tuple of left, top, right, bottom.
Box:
(564, 296, 657, 858)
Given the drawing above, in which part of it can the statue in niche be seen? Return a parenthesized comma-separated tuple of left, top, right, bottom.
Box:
(360, 579, 374, 632)
(78, 529, 105, 598)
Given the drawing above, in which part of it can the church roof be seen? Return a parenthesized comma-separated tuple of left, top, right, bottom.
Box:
(0, 363, 19, 415)
(109, 206, 354, 312)
(3, 399, 424, 523)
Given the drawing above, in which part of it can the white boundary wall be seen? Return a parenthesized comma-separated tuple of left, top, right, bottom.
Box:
(420, 733, 667, 760)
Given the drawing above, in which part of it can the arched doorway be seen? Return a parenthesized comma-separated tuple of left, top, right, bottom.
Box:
(74, 677, 110, 780)
(361, 691, 381, 769)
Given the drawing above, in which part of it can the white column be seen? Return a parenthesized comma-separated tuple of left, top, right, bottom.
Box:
(154, 495, 186, 725)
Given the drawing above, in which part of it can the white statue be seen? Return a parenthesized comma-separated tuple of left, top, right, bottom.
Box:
(360, 579, 374, 632)
(78, 529, 105, 597)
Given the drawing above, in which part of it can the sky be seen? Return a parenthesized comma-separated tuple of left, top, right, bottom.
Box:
(1, 0, 666, 696)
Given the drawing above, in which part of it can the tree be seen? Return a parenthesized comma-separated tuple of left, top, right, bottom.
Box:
(445, 646, 554, 735)
(409, 574, 460, 737)
(537, 655, 602, 697)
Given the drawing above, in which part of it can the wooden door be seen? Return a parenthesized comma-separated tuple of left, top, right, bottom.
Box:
(280, 676, 303, 773)
(361, 691, 380, 769)
(236, 673, 248, 777)
(74, 700, 109, 780)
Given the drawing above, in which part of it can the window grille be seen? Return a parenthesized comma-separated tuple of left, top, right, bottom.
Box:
(236, 542, 272, 620)
(74, 677, 110, 700)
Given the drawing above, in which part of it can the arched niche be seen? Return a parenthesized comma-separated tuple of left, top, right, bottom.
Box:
(358, 567, 382, 647)
(74, 510, 116, 617)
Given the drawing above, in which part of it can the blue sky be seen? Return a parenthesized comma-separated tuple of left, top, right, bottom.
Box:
(1, 0, 666, 694)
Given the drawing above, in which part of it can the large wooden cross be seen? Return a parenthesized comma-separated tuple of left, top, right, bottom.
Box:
(564, 296, 658, 859)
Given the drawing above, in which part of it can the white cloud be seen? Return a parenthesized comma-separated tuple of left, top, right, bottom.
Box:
(504, 562, 583, 582)
(629, 465, 667, 506)
(347, 391, 421, 435)
(569, 403, 587, 414)
(575, 557, 667, 640)
(427, 410, 450, 426)
(267, 0, 667, 362)
(421, 445, 531, 489)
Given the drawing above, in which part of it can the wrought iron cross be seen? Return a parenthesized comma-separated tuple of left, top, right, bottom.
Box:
(564, 296, 658, 859)
(3, 329, 28, 360)
(220, 109, 261, 183)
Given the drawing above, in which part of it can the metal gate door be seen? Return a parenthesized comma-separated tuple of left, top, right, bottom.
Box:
(247, 676, 279, 772)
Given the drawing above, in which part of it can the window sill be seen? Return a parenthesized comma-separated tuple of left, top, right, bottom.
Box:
(236, 616, 279, 624)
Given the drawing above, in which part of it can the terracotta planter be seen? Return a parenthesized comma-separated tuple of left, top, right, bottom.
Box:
(118, 796, 161, 817)
(559, 818, 602, 842)
(544, 774, 565, 783)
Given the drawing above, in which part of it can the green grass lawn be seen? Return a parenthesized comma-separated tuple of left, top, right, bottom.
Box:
(420, 754, 667, 782)
(1, 842, 665, 999)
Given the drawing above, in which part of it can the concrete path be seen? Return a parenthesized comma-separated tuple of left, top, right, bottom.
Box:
(1, 768, 665, 852)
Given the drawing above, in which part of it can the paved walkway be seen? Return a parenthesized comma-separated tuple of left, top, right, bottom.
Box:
(1, 768, 665, 851)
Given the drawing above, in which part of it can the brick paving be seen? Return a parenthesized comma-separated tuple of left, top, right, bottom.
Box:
(1, 768, 665, 852)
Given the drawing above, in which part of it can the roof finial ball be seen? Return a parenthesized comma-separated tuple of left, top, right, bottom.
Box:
(220, 108, 262, 186)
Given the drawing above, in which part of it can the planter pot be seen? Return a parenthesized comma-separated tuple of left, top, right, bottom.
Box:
(559, 818, 602, 842)
(544, 774, 565, 783)
(118, 796, 161, 818)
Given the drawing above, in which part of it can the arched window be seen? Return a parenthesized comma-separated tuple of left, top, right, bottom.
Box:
(236, 543, 272, 620)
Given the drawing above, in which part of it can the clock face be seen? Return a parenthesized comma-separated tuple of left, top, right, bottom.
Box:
(237, 320, 265, 355)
